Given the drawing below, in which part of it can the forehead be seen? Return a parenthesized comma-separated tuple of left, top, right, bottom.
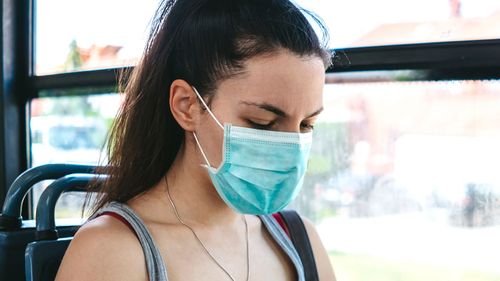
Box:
(215, 51, 325, 114)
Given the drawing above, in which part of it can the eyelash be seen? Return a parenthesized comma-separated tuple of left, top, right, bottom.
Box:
(247, 120, 275, 130)
(301, 123, 315, 130)
(247, 120, 315, 131)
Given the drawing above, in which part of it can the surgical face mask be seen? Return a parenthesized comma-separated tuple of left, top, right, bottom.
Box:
(191, 86, 313, 215)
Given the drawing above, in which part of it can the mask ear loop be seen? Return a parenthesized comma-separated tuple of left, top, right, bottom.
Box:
(191, 86, 224, 129)
(191, 86, 224, 168)
(192, 132, 212, 168)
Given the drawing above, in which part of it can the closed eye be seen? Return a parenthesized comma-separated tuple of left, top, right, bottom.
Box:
(300, 122, 315, 131)
(247, 119, 275, 130)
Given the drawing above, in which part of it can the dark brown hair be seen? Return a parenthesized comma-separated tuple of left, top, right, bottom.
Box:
(88, 0, 331, 213)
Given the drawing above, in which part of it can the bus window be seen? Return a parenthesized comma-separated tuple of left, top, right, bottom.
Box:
(29, 93, 120, 219)
(295, 0, 500, 48)
(35, 0, 159, 75)
(291, 77, 500, 281)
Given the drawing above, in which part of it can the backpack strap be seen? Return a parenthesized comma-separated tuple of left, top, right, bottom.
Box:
(276, 210, 319, 281)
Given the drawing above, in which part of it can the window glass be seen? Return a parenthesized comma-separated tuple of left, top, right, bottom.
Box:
(30, 92, 121, 218)
(295, 0, 500, 48)
(35, 0, 159, 74)
(291, 77, 500, 280)
(35, 0, 500, 74)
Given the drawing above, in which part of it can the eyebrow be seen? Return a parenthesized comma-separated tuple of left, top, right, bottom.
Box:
(240, 101, 323, 119)
(306, 107, 324, 118)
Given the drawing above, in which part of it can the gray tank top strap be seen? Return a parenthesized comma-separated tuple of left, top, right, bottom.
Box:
(258, 215, 306, 281)
(89, 202, 169, 281)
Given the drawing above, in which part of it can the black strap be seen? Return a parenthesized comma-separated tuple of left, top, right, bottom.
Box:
(279, 210, 319, 281)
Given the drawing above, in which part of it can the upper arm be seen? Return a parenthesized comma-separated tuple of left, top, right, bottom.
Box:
(301, 216, 337, 281)
(55, 215, 147, 281)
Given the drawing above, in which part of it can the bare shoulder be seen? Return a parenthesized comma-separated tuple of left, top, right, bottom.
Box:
(55, 215, 147, 281)
(301, 215, 337, 281)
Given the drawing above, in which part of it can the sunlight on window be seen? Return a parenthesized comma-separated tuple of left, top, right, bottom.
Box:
(35, 0, 159, 74)
(295, 0, 500, 48)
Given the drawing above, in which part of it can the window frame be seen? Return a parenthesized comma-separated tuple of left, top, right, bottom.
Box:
(1, 0, 31, 216)
(1, 0, 500, 217)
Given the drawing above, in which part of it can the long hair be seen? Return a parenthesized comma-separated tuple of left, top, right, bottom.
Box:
(88, 0, 331, 213)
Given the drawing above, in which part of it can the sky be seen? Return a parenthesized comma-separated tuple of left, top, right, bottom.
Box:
(36, 0, 500, 74)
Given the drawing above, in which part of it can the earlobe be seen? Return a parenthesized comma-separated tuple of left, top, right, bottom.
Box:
(169, 79, 198, 132)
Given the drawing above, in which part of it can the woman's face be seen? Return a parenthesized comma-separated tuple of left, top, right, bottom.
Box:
(194, 50, 326, 167)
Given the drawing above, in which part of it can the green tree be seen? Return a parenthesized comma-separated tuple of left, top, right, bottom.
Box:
(64, 39, 83, 71)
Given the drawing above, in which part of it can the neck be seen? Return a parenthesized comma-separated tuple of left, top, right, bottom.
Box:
(155, 141, 242, 227)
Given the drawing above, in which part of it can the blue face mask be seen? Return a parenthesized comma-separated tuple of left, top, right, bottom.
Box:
(192, 86, 313, 215)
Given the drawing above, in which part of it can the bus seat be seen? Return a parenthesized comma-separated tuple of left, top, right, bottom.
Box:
(25, 238, 72, 281)
(24, 173, 105, 281)
(0, 164, 99, 281)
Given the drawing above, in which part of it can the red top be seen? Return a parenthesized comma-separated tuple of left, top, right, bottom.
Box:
(99, 211, 136, 233)
(272, 213, 290, 237)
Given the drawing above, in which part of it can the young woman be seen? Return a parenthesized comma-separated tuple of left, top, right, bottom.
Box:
(56, 0, 336, 280)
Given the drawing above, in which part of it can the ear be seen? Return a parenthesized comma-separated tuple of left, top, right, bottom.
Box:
(169, 79, 199, 132)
